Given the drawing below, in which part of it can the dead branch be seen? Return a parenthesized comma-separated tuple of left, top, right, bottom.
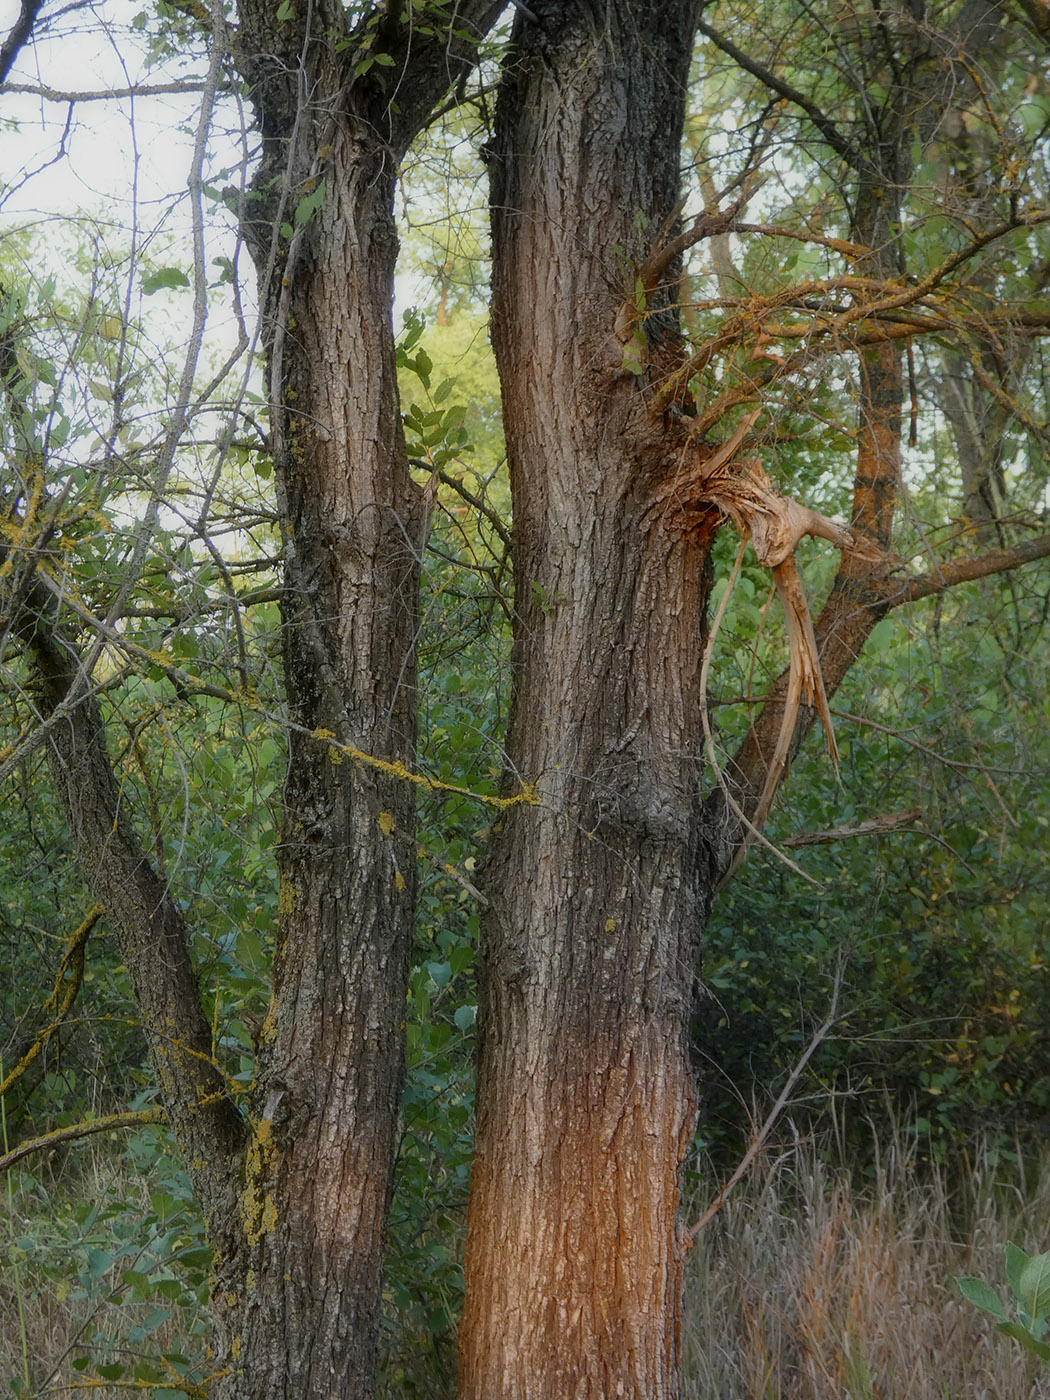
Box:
(783, 808, 923, 846)
(686, 967, 843, 1242)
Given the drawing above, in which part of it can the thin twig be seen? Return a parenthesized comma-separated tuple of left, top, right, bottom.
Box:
(687, 967, 843, 1242)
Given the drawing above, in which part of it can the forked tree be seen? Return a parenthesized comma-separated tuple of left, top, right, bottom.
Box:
(1, 1, 1048, 1398)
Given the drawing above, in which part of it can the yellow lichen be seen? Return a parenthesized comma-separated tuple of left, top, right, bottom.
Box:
(241, 1118, 278, 1246)
(277, 879, 296, 916)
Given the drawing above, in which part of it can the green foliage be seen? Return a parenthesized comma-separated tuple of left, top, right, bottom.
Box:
(1, 1127, 213, 1398)
(700, 571, 1050, 1164)
(956, 1243, 1050, 1364)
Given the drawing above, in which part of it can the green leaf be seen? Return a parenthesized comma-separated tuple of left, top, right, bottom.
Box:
(427, 960, 452, 990)
(97, 1363, 125, 1382)
(295, 177, 327, 227)
(142, 268, 189, 295)
(121, 1267, 152, 1297)
(87, 1247, 115, 1279)
(275, 0, 294, 20)
(620, 334, 645, 376)
(453, 1003, 476, 1032)
(1018, 1250, 1050, 1323)
(1006, 1242, 1029, 1305)
(997, 1321, 1050, 1361)
(956, 1275, 1007, 1320)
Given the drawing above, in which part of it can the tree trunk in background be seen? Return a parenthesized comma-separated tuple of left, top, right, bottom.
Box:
(459, 5, 710, 1396)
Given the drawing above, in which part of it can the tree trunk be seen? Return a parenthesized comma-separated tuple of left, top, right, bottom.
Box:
(216, 139, 421, 1400)
(459, 6, 709, 1396)
(218, 6, 501, 1391)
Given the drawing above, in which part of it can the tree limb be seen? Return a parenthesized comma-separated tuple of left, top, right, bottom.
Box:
(0, 0, 44, 85)
(884, 533, 1050, 607)
(783, 808, 923, 846)
(9, 570, 247, 1226)
(696, 14, 861, 169)
(0, 1109, 167, 1174)
(0, 80, 222, 100)
(0, 904, 102, 1101)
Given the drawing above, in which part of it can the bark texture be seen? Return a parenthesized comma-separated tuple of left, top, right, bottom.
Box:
(459, 6, 708, 1397)
(219, 5, 502, 1395)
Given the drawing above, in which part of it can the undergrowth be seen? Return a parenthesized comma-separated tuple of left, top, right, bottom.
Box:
(684, 1124, 1050, 1399)
(2, 1117, 1048, 1398)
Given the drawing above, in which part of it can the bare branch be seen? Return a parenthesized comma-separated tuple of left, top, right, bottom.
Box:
(0, 1109, 167, 1174)
(783, 808, 923, 846)
(687, 968, 843, 1242)
(0, 79, 222, 100)
(696, 15, 861, 168)
(0, 0, 42, 85)
(885, 533, 1050, 607)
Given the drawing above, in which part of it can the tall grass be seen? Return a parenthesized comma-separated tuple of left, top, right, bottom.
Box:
(684, 1126, 1050, 1399)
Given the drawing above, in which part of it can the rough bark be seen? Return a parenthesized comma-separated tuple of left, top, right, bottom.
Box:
(459, 5, 708, 1397)
(218, 4, 503, 1396)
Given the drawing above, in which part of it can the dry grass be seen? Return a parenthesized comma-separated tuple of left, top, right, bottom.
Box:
(3, 1124, 1049, 1398)
(683, 1128, 1050, 1399)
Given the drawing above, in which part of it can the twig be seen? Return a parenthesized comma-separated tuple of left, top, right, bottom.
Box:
(687, 968, 843, 1242)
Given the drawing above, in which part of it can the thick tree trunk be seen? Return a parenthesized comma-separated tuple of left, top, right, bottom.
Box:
(459, 6, 709, 1396)
(222, 5, 502, 1394)
(216, 141, 420, 1400)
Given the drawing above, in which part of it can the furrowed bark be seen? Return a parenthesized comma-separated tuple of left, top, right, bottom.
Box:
(220, 4, 502, 1396)
(460, 5, 708, 1397)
